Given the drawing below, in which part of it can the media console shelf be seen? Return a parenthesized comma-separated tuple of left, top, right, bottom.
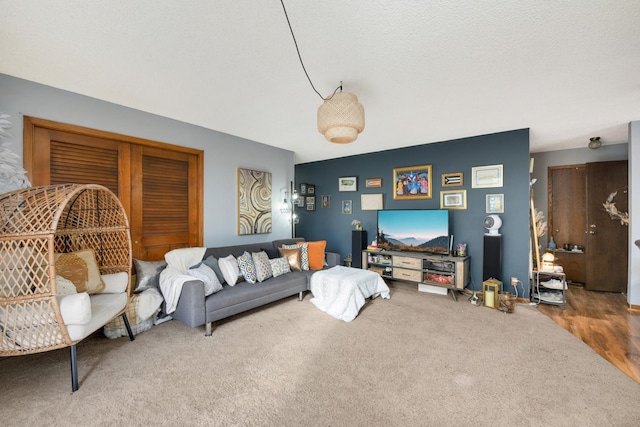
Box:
(362, 250, 470, 301)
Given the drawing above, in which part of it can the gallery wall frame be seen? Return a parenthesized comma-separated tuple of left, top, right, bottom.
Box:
(365, 178, 382, 188)
(321, 195, 331, 208)
(338, 177, 357, 192)
(471, 164, 503, 188)
(440, 189, 467, 210)
(393, 164, 432, 200)
(361, 193, 383, 210)
(442, 172, 463, 187)
(486, 193, 504, 213)
(237, 168, 272, 235)
(342, 200, 353, 214)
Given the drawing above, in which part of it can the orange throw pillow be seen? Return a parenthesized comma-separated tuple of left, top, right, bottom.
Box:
(307, 240, 327, 270)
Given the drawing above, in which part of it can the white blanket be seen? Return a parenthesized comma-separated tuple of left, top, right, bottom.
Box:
(159, 247, 206, 314)
(309, 266, 390, 322)
(159, 267, 196, 314)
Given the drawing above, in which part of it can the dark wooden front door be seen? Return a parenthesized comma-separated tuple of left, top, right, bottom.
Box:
(585, 161, 628, 292)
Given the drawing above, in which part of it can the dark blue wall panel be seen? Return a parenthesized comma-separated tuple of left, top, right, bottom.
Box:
(294, 129, 531, 296)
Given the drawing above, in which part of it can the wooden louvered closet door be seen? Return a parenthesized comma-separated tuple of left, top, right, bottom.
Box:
(24, 117, 202, 261)
(131, 145, 199, 260)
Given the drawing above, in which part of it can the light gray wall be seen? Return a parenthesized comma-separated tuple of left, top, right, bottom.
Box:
(0, 74, 294, 247)
(629, 121, 640, 306)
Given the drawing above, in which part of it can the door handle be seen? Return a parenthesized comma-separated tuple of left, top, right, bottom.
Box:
(589, 224, 597, 235)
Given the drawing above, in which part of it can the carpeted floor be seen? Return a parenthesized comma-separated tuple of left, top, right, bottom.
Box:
(1, 284, 639, 426)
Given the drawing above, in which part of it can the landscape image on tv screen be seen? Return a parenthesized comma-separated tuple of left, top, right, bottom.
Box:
(376, 209, 449, 255)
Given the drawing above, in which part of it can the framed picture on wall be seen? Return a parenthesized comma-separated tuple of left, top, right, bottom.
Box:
(486, 193, 504, 213)
(338, 177, 357, 192)
(442, 172, 463, 187)
(365, 178, 382, 188)
(342, 200, 352, 214)
(472, 164, 503, 188)
(321, 195, 331, 208)
(440, 190, 467, 210)
(393, 165, 432, 200)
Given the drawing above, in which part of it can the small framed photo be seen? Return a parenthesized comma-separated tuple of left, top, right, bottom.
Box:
(338, 177, 357, 192)
(442, 172, 463, 187)
(300, 183, 308, 195)
(342, 200, 352, 214)
(307, 185, 315, 195)
(486, 194, 504, 213)
(365, 178, 382, 188)
(393, 165, 432, 200)
(321, 195, 331, 208)
(440, 190, 467, 210)
(295, 197, 305, 207)
(306, 202, 316, 211)
(472, 164, 503, 188)
(306, 196, 315, 205)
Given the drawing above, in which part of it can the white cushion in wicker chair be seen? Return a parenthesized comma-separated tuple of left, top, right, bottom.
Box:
(57, 293, 92, 325)
(65, 293, 128, 342)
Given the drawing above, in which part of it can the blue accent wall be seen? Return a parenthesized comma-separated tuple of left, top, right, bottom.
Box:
(295, 129, 531, 296)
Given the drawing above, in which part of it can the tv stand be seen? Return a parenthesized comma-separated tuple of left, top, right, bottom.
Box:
(362, 250, 470, 301)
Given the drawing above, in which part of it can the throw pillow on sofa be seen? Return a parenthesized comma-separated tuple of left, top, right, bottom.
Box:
(237, 251, 257, 284)
(188, 263, 223, 295)
(252, 251, 273, 282)
(133, 259, 167, 293)
(307, 240, 327, 270)
(278, 247, 302, 271)
(218, 255, 241, 286)
(269, 256, 291, 277)
(281, 243, 309, 270)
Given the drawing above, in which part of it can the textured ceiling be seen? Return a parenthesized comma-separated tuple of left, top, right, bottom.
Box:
(1, 1, 639, 164)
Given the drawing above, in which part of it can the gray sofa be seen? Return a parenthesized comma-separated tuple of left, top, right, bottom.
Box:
(170, 238, 340, 335)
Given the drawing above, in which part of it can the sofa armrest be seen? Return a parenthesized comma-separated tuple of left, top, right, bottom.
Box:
(326, 252, 340, 267)
(170, 279, 206, 328)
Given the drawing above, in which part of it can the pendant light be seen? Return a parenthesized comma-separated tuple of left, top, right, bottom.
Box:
(280, 1, 365, 144)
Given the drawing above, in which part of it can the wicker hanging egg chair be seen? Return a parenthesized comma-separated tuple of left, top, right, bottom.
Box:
(0, 183, 135, 391)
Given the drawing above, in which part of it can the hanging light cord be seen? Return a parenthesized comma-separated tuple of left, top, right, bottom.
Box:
(280, 0, 341, 101)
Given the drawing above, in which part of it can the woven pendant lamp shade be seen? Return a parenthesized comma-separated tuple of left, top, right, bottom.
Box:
(317, 92, 365, 144)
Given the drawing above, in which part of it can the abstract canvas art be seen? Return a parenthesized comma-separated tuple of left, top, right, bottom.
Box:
(238, 168, 272, 235)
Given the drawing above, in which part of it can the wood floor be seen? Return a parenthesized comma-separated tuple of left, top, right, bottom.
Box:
(537, 285, 640, 384)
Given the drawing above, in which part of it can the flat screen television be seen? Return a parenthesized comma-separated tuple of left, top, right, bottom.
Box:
(376, 209, 450, 255)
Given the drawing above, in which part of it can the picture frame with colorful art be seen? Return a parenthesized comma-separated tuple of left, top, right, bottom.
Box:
(486, 193, 504, 213)
(342, 200, 352, 214)
(365, 178, 382, 188)
(338, 177, 357, 192)
(440, 190, 467, 210)
(393, 165, 432, 200)
(321, 195, 331, 208)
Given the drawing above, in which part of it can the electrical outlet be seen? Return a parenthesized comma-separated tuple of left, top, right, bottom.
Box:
(511, 277, 518, 287)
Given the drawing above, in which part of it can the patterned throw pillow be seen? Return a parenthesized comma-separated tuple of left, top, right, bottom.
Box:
(54, 249, 106, 294)
(281, 243, 309, 270)
(269, 256, 291, 277)
(237, 251, 257, 284)
(252, 251, 273, 282)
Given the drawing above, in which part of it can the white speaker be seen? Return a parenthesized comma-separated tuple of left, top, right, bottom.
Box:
(484, 215, 502, 235)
